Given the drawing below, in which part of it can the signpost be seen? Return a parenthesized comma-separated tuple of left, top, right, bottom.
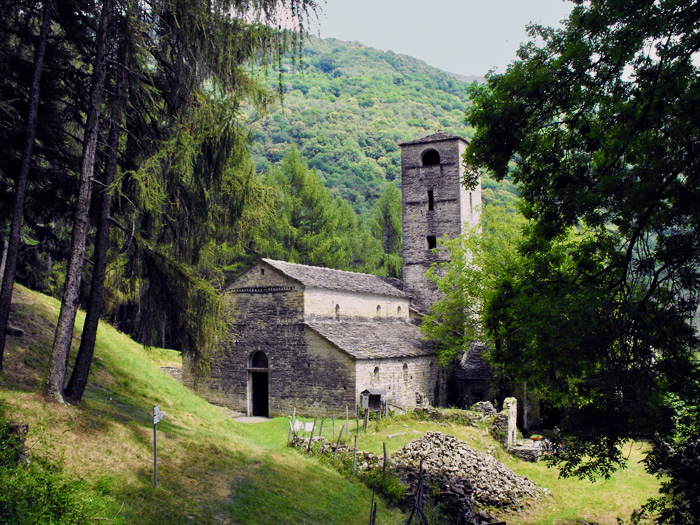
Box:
(153, 405, 166, 487)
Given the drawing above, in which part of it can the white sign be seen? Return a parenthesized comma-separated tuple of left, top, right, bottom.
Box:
(153, 411, 166, 425)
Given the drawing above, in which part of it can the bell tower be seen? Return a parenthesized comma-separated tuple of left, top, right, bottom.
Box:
(399, 132, 481, 313)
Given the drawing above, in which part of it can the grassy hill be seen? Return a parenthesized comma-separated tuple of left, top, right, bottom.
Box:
(247, 36, 517, 214)
(0, 285, 405, 523)
(1, 286, 659, 523)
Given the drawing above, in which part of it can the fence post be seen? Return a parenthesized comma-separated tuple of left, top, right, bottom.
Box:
(382, 442, 387, 480)
(352, 434, 358, 474)
(307, 417, 317, 454)
(334, 424, 344, 458)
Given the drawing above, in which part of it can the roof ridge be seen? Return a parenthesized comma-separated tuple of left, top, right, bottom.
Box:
(260, 258, 407, 298)
(262, 258, 375, 278)
(398, 131, 467, 146)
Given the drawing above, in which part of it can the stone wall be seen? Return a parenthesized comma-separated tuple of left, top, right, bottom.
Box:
(355, 355, 437, 411)
(304, 288, 409, 321)
(184, 266, 357, 417)
(401, 136, 480, 312)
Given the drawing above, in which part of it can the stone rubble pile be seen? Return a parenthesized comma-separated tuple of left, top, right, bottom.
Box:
(392, 432, 546, 511)
(470, 401, 497, 416)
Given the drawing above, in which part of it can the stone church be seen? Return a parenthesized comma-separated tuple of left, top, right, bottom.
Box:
(184, 132, 482, 417)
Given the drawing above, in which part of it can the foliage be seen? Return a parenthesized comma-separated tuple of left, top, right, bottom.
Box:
(637, 392, 700, 523)
(0, 0, 319, 370)
(0, 415, 88, 524)
(368, 182, 403, 278)
(421, 202, 526, 364)
(253, 146, 383, 272)
(247, 36, 517, 214)
(464, 0, 700, 517)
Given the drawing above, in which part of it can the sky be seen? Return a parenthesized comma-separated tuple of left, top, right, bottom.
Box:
(309, 0, 574, 77)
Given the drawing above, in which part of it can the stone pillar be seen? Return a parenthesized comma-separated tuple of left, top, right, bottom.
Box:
(503, 397, 518, 448)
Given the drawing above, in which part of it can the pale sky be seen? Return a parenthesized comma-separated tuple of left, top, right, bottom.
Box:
(311, 0, 574, 76)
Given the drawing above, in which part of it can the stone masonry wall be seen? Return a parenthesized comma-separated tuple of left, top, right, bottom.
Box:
(401, 137, 474, 311)
(184, 263, 357, 416)
(304, 288, 410, 321)
(355, 355, 438, 411)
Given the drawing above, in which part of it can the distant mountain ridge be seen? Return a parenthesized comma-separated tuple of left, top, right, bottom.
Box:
(446, 72, 486, 84)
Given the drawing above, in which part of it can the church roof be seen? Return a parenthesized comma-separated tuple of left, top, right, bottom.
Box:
(306, 320, 434, 359)
(455, 342, 493, 382)
(262, 259, 407, 298)
(398, 131, 467, 147)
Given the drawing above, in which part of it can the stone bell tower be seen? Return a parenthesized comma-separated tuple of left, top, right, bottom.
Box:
(399, 132, 481, 313)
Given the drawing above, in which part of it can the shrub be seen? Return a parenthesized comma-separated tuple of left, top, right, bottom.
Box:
(0, 417, 89, 524)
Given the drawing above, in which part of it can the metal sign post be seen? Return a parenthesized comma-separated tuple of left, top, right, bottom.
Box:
(153, 405, 166, 487)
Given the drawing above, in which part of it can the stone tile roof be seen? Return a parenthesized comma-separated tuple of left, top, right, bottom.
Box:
(262, 259, 407, 298)
(398, 131, 467, 146)
(455, 342, 493, 382)
(306, 320, 435, 359)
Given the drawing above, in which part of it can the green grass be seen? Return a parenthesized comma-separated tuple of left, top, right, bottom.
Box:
(0, 285, 405, 524)
(241, 410, 660, 524)
(0, 284, 660, 523)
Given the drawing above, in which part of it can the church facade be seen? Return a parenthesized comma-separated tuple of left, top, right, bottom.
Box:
(184, 132, 482, 417)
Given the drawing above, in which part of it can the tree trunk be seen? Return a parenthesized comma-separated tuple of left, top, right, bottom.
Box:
(65, 45, 127, 403)
(0, 238, 9, 287)
(0, 0, 52, 371)
(44, 0, 112, 401)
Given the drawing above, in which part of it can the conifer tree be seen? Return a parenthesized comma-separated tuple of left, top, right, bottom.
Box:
(0, 0, 53, 370)
(47, 0, 317, 401)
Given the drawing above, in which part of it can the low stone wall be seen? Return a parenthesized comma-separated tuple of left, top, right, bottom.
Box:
(509, 441, 542, 463)
(413, 407, 483, 426)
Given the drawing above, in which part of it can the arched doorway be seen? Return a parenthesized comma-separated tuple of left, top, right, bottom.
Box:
(248, 351, 269, 417)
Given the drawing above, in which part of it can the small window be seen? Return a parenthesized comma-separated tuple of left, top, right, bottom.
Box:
(422, 149, 440, 166)
(397, 306, 402, 314)
(260, 268, 265, 275)
(403, 363, 408, 381)
(374, 366, 380, 380)
(428, 190, 434, 211)
(335, 304, 340, 317)
(376, 305, 381, 315)
(427, 236, 437, 250)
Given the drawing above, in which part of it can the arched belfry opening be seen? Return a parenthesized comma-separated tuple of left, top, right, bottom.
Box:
(248, 351, 269, 417)
(422, 148, 440, 166)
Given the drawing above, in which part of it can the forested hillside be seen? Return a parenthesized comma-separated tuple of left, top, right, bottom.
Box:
(0, 13, 513, 371)
(247, 37, 515, 213)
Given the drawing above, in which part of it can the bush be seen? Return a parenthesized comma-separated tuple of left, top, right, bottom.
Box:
(0, 417, 89, 524)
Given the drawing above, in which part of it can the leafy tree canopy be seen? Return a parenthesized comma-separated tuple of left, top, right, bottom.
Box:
(246, 37, 518, 213)
(421, 202, 526, 365)
(465, 0, 700, 518)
